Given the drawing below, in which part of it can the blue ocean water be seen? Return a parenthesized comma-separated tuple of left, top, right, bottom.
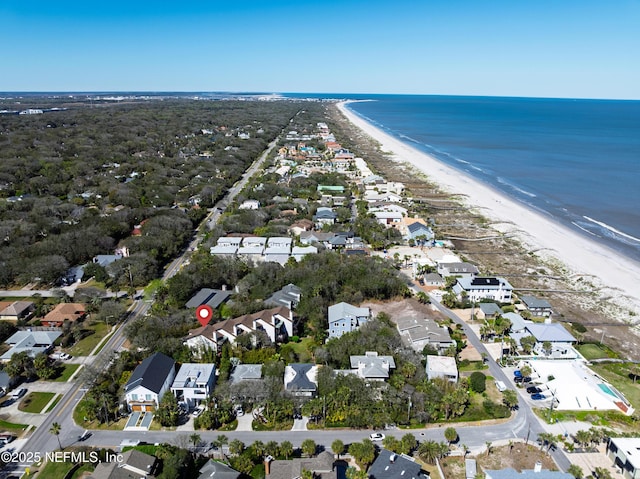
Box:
(305, 94, 640, 263)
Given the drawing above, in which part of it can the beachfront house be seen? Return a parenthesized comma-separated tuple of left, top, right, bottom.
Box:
(437, 261, 479, 278)
(519, 295, 554, 318)
(453, 276, 513, 303)
(606, 437, 640, 479)
(523, 323, 576, 357)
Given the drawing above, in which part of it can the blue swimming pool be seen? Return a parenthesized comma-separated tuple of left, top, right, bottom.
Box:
(599, 383, 618, 397)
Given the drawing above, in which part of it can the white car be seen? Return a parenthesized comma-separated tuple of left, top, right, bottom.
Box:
(192, 405, 206, 417)
(60, 353, 72, 360)
(369, 433, 385, 441)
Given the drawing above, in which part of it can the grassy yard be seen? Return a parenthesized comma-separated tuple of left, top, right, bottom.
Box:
(576, 343, 609, 360)
(34, 456, 94, 479)
(591, 362, 640, 410)
(18, 392, 56, 414)
(68, 321, 109, 356)
(0, 418, 30, 431)
(53, 363, 81, 382)
(45, 394, 62, 413)
(287, 337, 316, 363)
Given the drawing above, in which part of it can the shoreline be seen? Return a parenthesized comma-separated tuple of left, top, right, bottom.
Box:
(336, 100, 640, 317)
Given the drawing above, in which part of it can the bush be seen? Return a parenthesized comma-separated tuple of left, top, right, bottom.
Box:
(469, 371, 487, 393)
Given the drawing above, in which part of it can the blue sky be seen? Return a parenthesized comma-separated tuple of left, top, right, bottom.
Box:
(2, 0, 639, 99)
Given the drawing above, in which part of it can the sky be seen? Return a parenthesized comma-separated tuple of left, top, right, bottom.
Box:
(1, 0, 639, 99)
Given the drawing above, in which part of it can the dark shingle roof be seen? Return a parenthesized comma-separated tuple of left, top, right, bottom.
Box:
(368, 449, 428, 479)
(124, 352, 175, 394)
(285, 364, 316, 392)
(186, 288, 231, 309)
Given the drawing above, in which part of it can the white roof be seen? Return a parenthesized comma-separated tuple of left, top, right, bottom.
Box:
(426, 355, 457, 375)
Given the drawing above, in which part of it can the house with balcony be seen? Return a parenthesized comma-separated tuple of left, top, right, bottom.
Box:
(519, 295, 553, 318)
(327, 302, 371, 339)
(170, 363, 216, 411)
(124, 352, 176, 412)
(453, 277, 513, 303)
(607, 437, 640, 479)
(437, 262, 479, 278)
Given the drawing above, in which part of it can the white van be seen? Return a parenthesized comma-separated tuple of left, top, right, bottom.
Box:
(495, 380, 507, 392)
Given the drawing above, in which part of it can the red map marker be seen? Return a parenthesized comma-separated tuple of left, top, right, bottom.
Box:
(196, 305, 213, 327)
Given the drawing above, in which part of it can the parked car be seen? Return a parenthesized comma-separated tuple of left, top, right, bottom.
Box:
(0, 434, 15, 446)
(531, 393, 546, 400)
(514, 377, 524, 383)
(11, 388, 27, 399)
(192, 405, 206, 417)
(234, 405, 244, 417)
(526, 386, 541, 394)
(369, 433, 385, 441)
(60, 353, 72, 360)
(514, 370, 523, 378)
(522, 376, 532, 383)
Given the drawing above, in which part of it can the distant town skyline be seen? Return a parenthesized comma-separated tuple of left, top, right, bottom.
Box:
(2, 0, 639, 100)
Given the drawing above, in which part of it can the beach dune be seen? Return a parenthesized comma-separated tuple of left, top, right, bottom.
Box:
(336, 100, 640, 318)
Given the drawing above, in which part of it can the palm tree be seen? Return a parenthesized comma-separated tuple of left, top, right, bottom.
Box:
(331, 439, 345, 458)
(485, 441, 493, 456)
(568, 465, 584, 479)
(280, 440, 293, 460)
(418, 440, 447, 464)
(190, 433, 201, 451)
(49, 422, 62, 451)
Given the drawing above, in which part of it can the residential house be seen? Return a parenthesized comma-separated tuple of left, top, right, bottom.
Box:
(478, 303, 502, 320)
(0, 371, 16, 394)
(124, 352, 176, 412)
(264, 237, 293, 265)
(396, 317, 455, 353)
(373, 210, 403, 227)
(406, 221, 434, 242)
(265, 450, 337, 479)
(288, 219, 314, 236)
(284, 363, 318, 397)
(210, 244, 238, 257)
(327, 302, 371, 339)
(1, 331, 61, 361)
(230, 364, 263, 384)
(265, 284, 302, 310)
(41, 303, 86, 327)
(606, 437, 640, 479)
(437, 262, 479, 278)
(524, 323, 576, 357)
(453, 277, 513, 303)
(171, 363, 216, 410)
(423, 272, 445, 287)
(484, 466, 573, 479)
(502, 312, 527, 333)
(367, 449, 429, 479)
(197, 460, 242, 479)
(313, 207, 337, 227)
(0, 301, 34, 321)
(237, 237, 267, 260)
(89, 449, 158, 479)
(350, 352, 396, 380)
(299, 231, 335, 245)
(217, 236, 243, 248)
(291, 245, 317, 261)
(520, 295, 553, 318)
(185, 307, 293, 352)
(426, 355, 458, 382)
(185, 288, 231, 309)
(238, 200, 260, 210)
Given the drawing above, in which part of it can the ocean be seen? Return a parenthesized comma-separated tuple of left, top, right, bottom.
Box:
(301, 94, 640, 263)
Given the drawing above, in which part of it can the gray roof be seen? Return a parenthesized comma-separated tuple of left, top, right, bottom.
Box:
(368, 449, 428, 479)
(121, 449, 157, 474)
(408, 222, 432, 234)
(0, 372, 11, 390)
(185, 288, 231, 309)
(328, 302, 370, 324)
(465, 459, 477, 479)
(503, 312, 526, 331)
(198, 459, 241, 479)
(284, 363, 317, 392)
(396, 317, 453, 344)
(265, 284, 301, 309)
(267, 451, 336, 479)
(438, 262, 479, 275)
(525, 323, 576, 343)
(124, 352, 175, 394)
(485, 469, 573, 479)
(2, 330, 61, 360)
(520, 295, 553, 310)
(456, 276, 513, 290)
(171, 363, 215, 389)
(479, 303, 502, 316)
(230, 364, 263, 383)
(350, 352, 396, 379)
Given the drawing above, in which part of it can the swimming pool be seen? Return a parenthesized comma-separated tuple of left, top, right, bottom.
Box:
(599, 383, 618, 398)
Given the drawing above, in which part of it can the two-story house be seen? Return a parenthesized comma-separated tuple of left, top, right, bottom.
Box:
(124, 352, 176, 412)
(170, 363, 216, 411)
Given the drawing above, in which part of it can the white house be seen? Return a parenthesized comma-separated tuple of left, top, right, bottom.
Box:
(238, 199, 260, 210)
(453, 277, 513, 303)
(437, 262, 479, 278)
(171, 363, 216, 410)
(327, 302, 371, 339)
(607, 437, 640, 479)
(124, 352, 176, 412)
(350, 352, 396, 380)
(426, 355, 458, 382)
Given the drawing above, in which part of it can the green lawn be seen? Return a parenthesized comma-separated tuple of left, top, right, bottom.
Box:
(591, 362, 640, 410)
(18, 392, 56, 414)
(45, 394, 63, 413)
(0, 418, 30, 431)
(576, 343, 608, 360)
(287, 337, 316, 363)
(53, 363, 81, 382)
(68, 321, 109, 356)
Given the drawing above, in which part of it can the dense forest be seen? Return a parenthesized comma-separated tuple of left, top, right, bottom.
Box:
(0, 97, 324, 286)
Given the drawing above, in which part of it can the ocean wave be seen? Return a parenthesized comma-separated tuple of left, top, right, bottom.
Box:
(582, 216, 640, 244)
(572, 221, 603, 239)
(399, 134, 422, 144)
(496, 177, 537, 198)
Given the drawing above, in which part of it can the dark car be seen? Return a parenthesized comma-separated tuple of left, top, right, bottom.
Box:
(78, 430, 92, 441)
(531, 393, 546, 400)
(527, 386, 541, 394)
(514, 370, 523, 378)
(522, 376, 532, 383)
(514, 376, 524, 383)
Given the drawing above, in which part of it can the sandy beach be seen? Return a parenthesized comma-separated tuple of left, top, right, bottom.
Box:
(336, 100, 640, 318)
